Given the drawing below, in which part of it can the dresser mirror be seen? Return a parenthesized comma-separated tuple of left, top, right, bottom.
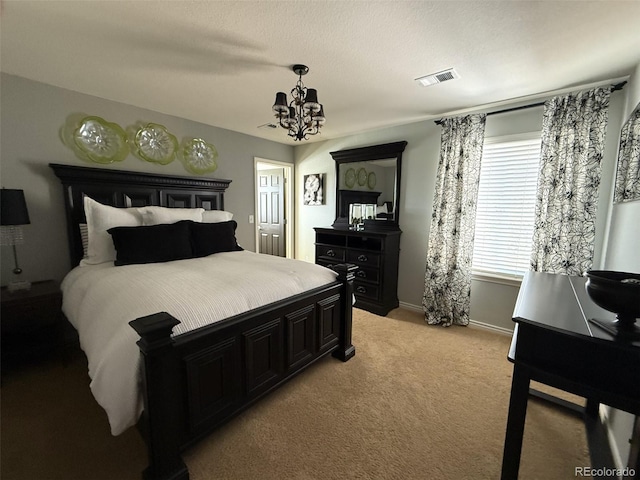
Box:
(330, 141, 407, 230)
(613, 101, 640, 203)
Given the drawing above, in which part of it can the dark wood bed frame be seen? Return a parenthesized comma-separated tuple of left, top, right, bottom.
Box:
(50, 163, 356, 480)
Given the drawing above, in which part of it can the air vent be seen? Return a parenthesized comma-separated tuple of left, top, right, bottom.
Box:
(415, 68, 460, 87)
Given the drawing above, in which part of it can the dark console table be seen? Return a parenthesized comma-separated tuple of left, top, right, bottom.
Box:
(501, 271, 640, 479)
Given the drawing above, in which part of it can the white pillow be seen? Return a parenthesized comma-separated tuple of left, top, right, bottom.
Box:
(79, 223, 89, 258)
(201, 210, 234, 223)
(81, 197, 143, 266)
(138, 206, 204, 226)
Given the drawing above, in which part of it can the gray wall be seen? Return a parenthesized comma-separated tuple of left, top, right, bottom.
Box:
(0, 73, 293, 285)
(294, 92, 625, 331)
(601, 61, 640, 470)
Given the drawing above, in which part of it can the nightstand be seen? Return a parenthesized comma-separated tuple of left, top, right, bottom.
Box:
(1, 280, 68, 369)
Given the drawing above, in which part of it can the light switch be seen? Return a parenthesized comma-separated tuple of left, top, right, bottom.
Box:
(249, 214, 254, 224)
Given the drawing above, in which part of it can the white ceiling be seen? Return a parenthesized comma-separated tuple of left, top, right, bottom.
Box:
(2, 1, 640, 145)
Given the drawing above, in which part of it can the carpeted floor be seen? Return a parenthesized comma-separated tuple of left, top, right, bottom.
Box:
(1, 308, 589, 479)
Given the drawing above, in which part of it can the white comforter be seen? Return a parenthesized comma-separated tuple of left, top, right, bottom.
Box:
(61, 251, 337, 435)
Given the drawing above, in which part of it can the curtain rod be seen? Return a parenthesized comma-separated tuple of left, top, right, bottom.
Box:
(434, 81, 627, 125)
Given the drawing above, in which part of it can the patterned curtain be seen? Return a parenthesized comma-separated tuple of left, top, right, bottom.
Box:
(423, 114, 486, 327)
(530, 87, 612, 275)
(614, 104, 640, 203)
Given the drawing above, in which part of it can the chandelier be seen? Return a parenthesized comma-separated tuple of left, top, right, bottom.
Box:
(272, 64, 325, 141)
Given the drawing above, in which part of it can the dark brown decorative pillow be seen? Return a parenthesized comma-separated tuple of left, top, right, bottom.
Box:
(108, 220, 194, 266)
(189, 220, 243, 257)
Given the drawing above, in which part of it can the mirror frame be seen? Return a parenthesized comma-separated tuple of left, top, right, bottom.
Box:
(330, 141, 407, 231)
(613, 102, 640, 203)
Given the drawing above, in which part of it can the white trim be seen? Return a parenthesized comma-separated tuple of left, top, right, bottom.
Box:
(472, 272, 522, 288)
(599, 406, 627, 471)
(254, 157, 294, 259)
(468, 319, 513, 336)
(398, 302, 514, 336)
(399, 301, 422, 313)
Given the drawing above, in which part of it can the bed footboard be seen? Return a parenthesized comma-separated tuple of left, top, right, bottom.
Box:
(130, 263, 356, 480)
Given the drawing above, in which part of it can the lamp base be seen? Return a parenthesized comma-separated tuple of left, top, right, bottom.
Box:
(8, 279, 31, 292)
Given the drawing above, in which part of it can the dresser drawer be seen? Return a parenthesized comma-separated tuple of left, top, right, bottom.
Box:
(316, 245, 345, 261)
(354, 266, 380, 284)
(317, 259, 338, 271)
(354, 282, 379, 301)
(347, 250, 380, 267)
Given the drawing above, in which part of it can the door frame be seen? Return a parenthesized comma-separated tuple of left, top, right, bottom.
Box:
(254, 158, 294, 258)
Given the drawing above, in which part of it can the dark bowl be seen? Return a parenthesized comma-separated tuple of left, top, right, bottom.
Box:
(584, 270, 640, 327)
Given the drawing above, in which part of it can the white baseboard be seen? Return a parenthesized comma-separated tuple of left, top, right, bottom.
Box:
(468, 319, 513, 336)
(599, 406, 627, 471)
(398, 301, 422, 313)
(398, 302, 513, 336)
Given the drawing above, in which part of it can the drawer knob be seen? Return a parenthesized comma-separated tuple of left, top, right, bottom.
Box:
(357, 254, 368, 262)
(326, 249, 335, 257)
(356, 286, 367, 294)
(356, 270, 367, 278)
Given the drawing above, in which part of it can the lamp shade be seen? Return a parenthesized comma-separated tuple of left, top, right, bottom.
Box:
(272, 92, 289, 114)
(304, 88, 318, 105)
(1, 189, 30, 226)
(303, 88, 320, 113)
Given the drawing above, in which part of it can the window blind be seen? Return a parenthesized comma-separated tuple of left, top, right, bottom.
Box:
(472, 134, 541, 278)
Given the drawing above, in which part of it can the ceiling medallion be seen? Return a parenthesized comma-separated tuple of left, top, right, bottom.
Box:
(272, 64, 325, 141)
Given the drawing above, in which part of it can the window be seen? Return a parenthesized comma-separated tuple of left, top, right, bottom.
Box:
(472, 133, 541, 279)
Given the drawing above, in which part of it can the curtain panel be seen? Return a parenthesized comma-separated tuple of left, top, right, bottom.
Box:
(423, 114, 486, 327)
(530, 86, 612, 275)
(614, 104, 640, 203)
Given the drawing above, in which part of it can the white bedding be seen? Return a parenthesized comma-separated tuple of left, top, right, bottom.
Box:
(61, 251, 337, 435)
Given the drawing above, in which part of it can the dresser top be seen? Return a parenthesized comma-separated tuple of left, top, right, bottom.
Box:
(1, 280, 60, 304)
(314, 226, 401, 237)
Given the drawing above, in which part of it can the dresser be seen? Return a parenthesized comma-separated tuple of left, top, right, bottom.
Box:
(314, 227, 401, 316)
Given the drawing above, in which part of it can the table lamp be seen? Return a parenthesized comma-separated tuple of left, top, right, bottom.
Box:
(1, 188, 32, 292)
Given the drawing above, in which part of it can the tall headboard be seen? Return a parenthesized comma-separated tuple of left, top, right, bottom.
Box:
(50, 163, 232, 267)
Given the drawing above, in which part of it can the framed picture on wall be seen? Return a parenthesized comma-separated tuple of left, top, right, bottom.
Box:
(303, 173, 324, 205)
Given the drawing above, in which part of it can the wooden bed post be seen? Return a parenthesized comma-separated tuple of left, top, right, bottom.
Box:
(130, 313, 189, 480)
(332, 263, 358, 362)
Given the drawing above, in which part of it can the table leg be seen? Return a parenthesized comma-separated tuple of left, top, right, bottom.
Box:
(585, 398, 599, 418)
(501, 364, 531, 480)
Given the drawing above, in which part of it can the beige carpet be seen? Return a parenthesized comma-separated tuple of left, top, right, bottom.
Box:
(1, 308, 589, 480)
